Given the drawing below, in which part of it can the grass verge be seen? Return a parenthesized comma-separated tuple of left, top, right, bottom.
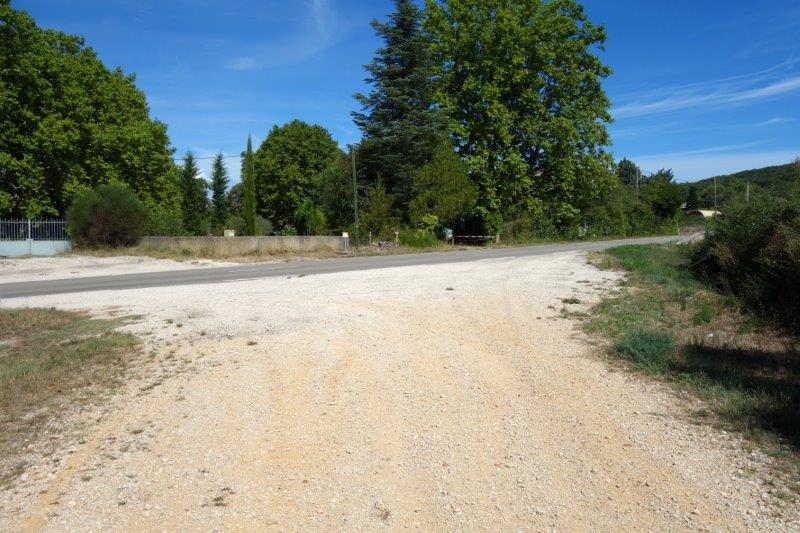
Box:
(0, 308, 139, 487)
(586, 244, 800, 496)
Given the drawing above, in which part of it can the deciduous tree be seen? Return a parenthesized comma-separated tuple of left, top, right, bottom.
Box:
(425, 0, 613, 232)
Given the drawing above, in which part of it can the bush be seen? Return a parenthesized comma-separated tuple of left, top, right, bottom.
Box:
(615, 329, 675, 371)
(692, 195, 800, 333)
(224, 214, 273, 236)
(398, 228, 438, 248)
(67, 183, 147, 247)
(143, 199, 185, 236)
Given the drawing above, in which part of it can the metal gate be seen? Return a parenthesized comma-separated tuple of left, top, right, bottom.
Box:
(0, 219, 72, 257)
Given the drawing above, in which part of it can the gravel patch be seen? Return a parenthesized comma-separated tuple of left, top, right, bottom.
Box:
(0, 251, 796, 530)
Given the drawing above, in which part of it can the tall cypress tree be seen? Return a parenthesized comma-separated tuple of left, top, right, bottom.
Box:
(179, 151, 208, 235)
(352, 0, 446, 212)
(210, 153, 229, 230)
(241, 136, 257, 236)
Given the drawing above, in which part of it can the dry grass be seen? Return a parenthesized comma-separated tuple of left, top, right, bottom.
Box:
(0, 308, 140, 487)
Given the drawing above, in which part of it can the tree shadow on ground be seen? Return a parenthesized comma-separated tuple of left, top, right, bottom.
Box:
(675, 342, 800, 448)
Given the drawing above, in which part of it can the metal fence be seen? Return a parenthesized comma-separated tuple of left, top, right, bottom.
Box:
(0, 219, 70, 241)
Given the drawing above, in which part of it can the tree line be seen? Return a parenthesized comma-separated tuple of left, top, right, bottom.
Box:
(1, 0, 688, 242)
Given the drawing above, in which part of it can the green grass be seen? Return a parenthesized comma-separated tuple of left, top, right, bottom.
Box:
(0, 308, 140, 486)
(587, 244, 800, 488)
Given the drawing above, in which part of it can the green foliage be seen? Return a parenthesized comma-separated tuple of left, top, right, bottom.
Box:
(254, 121, 341, 230)
(692, 195, 800, 333)
(66, 183, 146, 247)
(294, 199, 327, 235)
(0, 3, 177, 217)
(353, 0, 447, 209)
(617, 158, 640, 187)
(240, 136, 257, 236)
(178, 153, 209, 235)
(399, 228, 438, 248)
(210, 154, 229, 232)
(318, 155, 356, 231)
(143, 198, 185, 236)
(361, 182, 399, 240)
(224, 213, 272, 237)
(426, 0, 613, 232)
(409, 142, 477, 228)
(680, 159, 800, 209)
(616, 329, 675, 372)
(641, 169, 682, 219)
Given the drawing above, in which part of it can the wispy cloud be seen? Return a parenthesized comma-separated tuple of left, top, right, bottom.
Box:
(613, 60, 800, 118)
(227, 0, 342, 70)
(755, 117, 795, 127)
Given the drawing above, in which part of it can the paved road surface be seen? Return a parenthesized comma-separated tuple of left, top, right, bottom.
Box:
(0, 235, 683, 298)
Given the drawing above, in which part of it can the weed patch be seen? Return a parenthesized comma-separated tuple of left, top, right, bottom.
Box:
(0, 308, 140, 486)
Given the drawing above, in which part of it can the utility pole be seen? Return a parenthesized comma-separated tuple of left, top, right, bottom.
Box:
(714, 176, 718, 210)
(350, 144, 358, 245)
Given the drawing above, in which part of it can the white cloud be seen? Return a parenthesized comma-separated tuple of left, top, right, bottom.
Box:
(226, 0, 342, 71)
(613, 61, 800, 118)
(756, 117, 795, 126)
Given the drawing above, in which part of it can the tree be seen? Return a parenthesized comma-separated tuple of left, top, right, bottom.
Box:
(179, 152, 209, 234)
(241, 136, 257, 235)
(617, 158, 641, 187)
(318, 155, 356, 231)
(253, 121, 341, 230)
(361, 182, 398, 239)
(0, 2, 177, 217)
(409, 141, 477, 227)
(425, 0, 613, 232)
(642, 169, 682, 219)
(210, 153, 229, 231)
(353, 0, 447, 210)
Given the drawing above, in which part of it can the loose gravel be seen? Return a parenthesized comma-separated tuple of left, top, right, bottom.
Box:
(0, 251, 797, 531)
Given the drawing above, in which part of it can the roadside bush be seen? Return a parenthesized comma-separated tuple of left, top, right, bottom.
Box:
(398, 228, 438, 248)
(692, 195, 800, 333)
(67, 183, 146, 247)
(224, 214, 273, 236)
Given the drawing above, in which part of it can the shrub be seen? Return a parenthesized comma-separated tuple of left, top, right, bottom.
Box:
(224, 214, 272, 236)
(691, 195, 800, 333)
(398, 228, 438, 248)
(615, 329, 675, 371)
(67, 183, 146, 247)
(143, 199, 185, 236)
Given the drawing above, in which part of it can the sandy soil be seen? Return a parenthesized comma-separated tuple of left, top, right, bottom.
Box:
(0, 251, 796, 531)
(0, 256, 237, 283)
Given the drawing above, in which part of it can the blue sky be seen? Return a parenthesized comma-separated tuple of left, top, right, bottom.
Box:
(15, 0, 800, 183)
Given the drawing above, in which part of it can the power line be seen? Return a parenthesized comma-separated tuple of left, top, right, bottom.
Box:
(170, 154, 243, 161)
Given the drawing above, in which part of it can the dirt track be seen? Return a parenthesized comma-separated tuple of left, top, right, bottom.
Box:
(1, 251, 794, 531)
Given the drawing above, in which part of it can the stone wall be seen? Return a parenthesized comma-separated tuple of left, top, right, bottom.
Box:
(139, 235, 345, 256)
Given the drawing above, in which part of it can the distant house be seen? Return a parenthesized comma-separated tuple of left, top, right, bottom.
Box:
(684, 209, 722, 219)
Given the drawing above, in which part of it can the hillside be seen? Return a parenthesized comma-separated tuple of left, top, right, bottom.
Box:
(680, 160, 799, 208)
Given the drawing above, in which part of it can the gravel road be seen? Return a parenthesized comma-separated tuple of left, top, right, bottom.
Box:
(1, 249, 796, 531)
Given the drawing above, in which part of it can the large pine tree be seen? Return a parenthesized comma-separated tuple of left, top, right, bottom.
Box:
(352, 0, 447, 212)
(210, 153, 229, 230)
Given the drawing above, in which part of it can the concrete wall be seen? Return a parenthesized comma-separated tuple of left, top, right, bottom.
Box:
(0, 240, 72, 257)
(140, 235, 345, 256)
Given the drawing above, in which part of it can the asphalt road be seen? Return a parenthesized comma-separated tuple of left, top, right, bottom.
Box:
(0, 235, 686, 299)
